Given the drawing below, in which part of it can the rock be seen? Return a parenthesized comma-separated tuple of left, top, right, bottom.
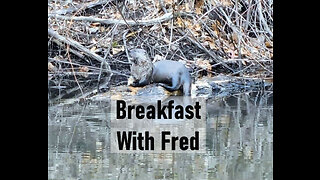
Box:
(136, 84, 169, 96)
(193, 75, 272, 99)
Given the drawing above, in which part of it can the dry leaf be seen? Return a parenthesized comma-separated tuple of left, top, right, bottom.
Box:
(115, 12, 122, 19)
(48, 62, 57, 72)
(90, 46, 97, 52)
(222, 0, 233, 6)
(196, 59, 211, 71)
(99, 26, 106, 32)
(194, 23, 201, 32)
(265, 41, 273, 48)
(162, 27, 166, 34)
(185, 2, 191, 12)
(175, 17, 184, 28)
(202, 41, 209, 47)
(195, 0, 204, 14)
(79, 66, 89, 73)
(208, 41, 217, 50)
(231, 32, 239, 44)
(162, 22, 170, 26)
(126, 31, 137, 38)
(112, 46, 124, 55)
(195, 58, 212, 77)
(79, 66, 89, 78)
(90, 22, 101, 27)
(211, 0, 232, 6)
(163, 36, 170, 44)
(185, 19, 192, 29)
(211, 21, 221, 37)
(164, 0, 173, 5)
(240, 48, 251, 57)
(203, 37, 217, 50)
(91, 38, 97, 44)
(185, 20, 200, 37)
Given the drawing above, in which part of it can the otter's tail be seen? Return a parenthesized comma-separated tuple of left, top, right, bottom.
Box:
(157, 82, 180, 92)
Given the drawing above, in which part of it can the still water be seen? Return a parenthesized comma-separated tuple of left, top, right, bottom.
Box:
(48, 91, 273, 180)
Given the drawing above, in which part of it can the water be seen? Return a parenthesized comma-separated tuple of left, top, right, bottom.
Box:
(48, 91, 273, 180)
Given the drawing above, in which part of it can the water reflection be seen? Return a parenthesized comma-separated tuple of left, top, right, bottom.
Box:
(48, 91, 273, 180)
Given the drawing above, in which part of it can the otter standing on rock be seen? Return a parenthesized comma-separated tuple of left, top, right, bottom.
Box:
(128, 49, 191, 96)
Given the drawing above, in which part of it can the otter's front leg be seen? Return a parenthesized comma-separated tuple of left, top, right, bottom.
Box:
(156, 75, 180, 91)
(156, 83, 179, 91)
(158, 82, 191, 96)
(130, 78, 150, 87)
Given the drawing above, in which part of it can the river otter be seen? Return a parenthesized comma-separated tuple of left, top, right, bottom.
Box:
(128, 49, 191, 96)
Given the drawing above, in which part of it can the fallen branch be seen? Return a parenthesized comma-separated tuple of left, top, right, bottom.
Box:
(48, 12, 174, 26)
(51, 39, 89, 63)
(48, 28, 111, 73)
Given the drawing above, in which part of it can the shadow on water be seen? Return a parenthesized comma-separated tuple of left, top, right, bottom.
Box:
(48, 91, 273, 180)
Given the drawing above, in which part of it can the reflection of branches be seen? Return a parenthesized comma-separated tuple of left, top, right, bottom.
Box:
(66, 44, 84, 95)
(68, 104, 86, 149)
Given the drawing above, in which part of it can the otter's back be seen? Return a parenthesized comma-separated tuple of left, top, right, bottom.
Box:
(152, 60, 190, 83)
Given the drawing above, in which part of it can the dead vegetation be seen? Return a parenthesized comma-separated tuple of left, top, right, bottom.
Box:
(48, 0, 273, 101)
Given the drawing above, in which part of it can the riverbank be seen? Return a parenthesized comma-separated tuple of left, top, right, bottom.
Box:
(48, 0, 273, 103)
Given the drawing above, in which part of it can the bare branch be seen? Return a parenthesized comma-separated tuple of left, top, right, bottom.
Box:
(48, 12, 174, 26)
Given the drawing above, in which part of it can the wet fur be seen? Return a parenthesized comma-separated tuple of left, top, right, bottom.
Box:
(129, 49, 191, 96)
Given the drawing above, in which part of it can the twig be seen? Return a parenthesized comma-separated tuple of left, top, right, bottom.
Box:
(50, 0, 112, 15)
(231, 63, 253, 76)
(122, 29, 130, 62)
(98, 24, 118, 91)
(257, 0, 273, 37)
(164, 18, 174, 59)
(159, 0, 167, 13)
(176, 28, 235, 72)
(115, 0, 136, 33)
(49, 70, 129, 77)
(212, 58, 272, 65)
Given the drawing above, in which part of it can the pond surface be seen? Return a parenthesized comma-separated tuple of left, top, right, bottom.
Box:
(48, 91, 273, 180)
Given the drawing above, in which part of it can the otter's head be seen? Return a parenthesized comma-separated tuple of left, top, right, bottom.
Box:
(128, 48, 153, 85)
(129, 48, 150, 64)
